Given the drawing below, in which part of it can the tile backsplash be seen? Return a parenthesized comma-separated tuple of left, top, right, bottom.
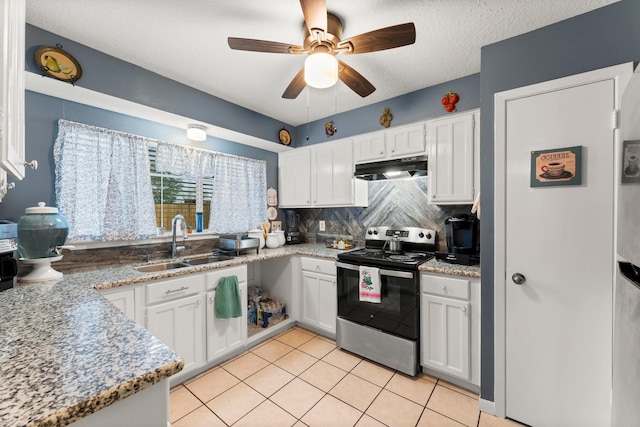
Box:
(291, 177, 473, 251)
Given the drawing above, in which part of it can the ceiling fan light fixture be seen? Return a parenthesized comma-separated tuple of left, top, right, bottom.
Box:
(304, 53, 338, 89)
(186, 124, 207, 141)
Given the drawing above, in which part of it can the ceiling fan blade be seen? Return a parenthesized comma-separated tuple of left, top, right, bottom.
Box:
(338, 60, 375, 97)
(300, 0, 327, 35)
(339, 23, 416, 54)
(282, 68, 306, 99)
(228, 37, 304, 54)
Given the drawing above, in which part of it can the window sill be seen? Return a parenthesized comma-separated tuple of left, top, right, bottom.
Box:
(67, 230, 220, 251)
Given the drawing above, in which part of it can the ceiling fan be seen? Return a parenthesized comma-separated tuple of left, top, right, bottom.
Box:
(227, 0, 416, 99)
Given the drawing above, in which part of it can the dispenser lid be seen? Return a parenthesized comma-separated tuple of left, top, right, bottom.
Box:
(25, 202, 59, 214)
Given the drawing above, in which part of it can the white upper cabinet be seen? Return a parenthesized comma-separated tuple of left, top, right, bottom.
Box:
(279, 138, 367, 208)
(353, 132, 386, 163)
(279, 148, 312, 207)
(386, 123, 426, 159)
(426, 110, 479, 205)
(354, 122, 426, 164)
(0, 0, 26, 180)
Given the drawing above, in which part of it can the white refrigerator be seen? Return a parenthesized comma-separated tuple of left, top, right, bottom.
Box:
(613, 64, 640, 426)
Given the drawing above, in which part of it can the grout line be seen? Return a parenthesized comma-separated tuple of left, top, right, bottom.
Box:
(173, 326, 484, 427)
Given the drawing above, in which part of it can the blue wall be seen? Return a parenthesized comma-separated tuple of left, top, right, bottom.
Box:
(478, 0, 640, 401)
(25, 25, 288, 145)
(294, 73, 480, 146)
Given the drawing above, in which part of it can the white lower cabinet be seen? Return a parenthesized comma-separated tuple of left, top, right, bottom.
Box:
(205, 265, 248, 363)
(300, 257, 337, 336)
(145, 274, 206, 379)
(420, 273, 480, 387)
(101, 288, 136, 322)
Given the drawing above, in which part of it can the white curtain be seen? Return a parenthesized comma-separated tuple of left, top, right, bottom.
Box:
(155, 140, 215, 178)
(153, 140, 268, 233)
(209, 154, 267, 233)
(54, 120, 157, 241)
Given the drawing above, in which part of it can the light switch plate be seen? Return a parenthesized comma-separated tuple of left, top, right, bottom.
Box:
(319, 220, 325, 231)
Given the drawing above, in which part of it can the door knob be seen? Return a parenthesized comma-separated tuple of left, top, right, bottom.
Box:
(512, 273, 526, 285)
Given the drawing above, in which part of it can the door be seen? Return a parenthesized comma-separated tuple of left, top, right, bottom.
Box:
(206, 285, 247, 362)
(386, 123, 425, 158)
(147, 294, 205, 375)
(302, 270, 337, 334)
(354, 132, 385, 163)
(336, 262, 419, 340)
(278, 149, 311, 207)
(427, 111, 476, 204)
(421, 294, 470, 381)
(312, 139, 354, 206)
(504, 78, 616, 425)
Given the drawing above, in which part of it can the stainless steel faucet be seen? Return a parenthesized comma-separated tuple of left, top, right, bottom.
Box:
(171, 214, 188, 259)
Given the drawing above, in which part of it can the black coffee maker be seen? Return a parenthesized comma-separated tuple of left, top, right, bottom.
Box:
(285, 210, 302, 245)
(436, 213, 479, 265)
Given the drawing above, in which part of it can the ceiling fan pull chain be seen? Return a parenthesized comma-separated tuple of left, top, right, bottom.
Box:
(306, 86, 310, 141)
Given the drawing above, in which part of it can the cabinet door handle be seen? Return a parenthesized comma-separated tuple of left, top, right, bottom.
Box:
(165, 286, 188, 295)
(379, 151, 384, 155)
(461, 307, 467, 313)
(316, 265, 321, 270)
(196, 300, 201, 306)
(441, 285, 446, 291)
(209, 296, 215, 302)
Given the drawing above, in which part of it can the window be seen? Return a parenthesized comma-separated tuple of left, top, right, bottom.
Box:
(153, 141, 268, 234)
(149, 144, 213, 231)
(55, 120, 268, 241)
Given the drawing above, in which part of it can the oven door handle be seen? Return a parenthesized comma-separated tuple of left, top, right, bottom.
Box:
(336, 262, 415, 279)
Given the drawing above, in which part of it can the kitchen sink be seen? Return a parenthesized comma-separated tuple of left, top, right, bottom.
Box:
(134, 261, 190, 272)
(184, 254, 234, 266)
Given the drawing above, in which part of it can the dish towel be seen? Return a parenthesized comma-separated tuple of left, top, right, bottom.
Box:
(359, 266, 381, 303)
(215, 275, 242, 319)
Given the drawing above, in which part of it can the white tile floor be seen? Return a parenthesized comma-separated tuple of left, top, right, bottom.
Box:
(170, 326, 523, 427)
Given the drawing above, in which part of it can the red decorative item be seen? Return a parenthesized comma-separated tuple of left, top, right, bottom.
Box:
(441, 91, 460, 112)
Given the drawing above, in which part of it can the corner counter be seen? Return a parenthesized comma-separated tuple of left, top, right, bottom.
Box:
(0, 273, 183, 427)
(0, 243, 478, 426)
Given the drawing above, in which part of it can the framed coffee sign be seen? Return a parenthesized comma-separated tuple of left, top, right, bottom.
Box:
(530, 146, 582, 187)
(622, 140, 640, 183)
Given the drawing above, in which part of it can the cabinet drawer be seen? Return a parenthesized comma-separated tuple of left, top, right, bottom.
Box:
(205, 265, 247, 291)
(301, 257, 336, 276)
(146, 274, 204, 305)
(422, 274, 469, 300)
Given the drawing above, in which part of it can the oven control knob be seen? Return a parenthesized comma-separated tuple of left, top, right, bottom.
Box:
(418, 232, 424, 238)
(373, 230, 378, 235)
(367, 229, 373, 235)
(426, 233, 432, 239)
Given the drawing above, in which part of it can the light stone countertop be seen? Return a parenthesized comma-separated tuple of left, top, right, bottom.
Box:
(0, 243, 479, 426)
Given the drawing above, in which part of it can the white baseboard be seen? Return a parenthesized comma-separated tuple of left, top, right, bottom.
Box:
(479, 398, 496, 415)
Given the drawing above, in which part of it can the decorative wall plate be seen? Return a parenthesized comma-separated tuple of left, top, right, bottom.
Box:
(279, 128, 291, 145)
(267, 206, 278, 220)
(35, 45, 83, 83)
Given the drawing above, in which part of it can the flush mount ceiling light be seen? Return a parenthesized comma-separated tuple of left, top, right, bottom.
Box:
(304, 52, 338, 89)
(187, 124, 207, 141)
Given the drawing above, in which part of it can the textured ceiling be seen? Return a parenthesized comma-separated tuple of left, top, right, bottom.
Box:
(26, 0, 619, 126)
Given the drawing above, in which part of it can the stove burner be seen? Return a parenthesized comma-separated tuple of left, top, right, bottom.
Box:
(388, 255, 414, 262)
(362, 248, 383, 254)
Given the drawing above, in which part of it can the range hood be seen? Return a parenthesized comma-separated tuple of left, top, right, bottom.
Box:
(354, 155, 428, 181)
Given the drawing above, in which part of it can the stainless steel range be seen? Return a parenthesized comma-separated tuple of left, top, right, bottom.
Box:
(336, 226, 436, 376)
